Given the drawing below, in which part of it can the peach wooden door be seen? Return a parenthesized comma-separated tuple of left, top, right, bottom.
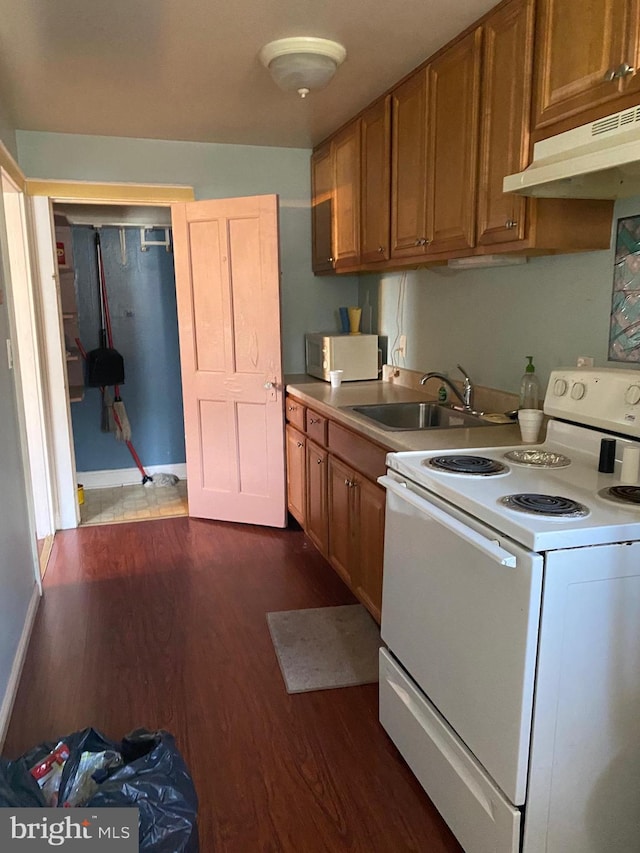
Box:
(171, 195, 285, 527)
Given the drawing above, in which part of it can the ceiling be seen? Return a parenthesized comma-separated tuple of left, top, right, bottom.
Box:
(0, 0, 497, 149)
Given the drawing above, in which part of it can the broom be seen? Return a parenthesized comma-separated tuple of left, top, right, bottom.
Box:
(95, 231, 131, 442)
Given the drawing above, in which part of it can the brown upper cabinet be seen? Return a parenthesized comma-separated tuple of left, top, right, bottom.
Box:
(311, 119, 362, 274)
(360, 96, 392, 264)
(332, 119, 362, 271)
(311, 0, 619, 275)
(311, 143, 334, 273)
(391, 69, 429, 258)
(533, 0, 640, 135)
(477, 0, 534, 246)
(425, 28, 482, 256)
(390, 29, 482, 260)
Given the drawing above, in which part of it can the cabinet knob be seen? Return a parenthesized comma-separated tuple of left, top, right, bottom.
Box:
(505, 220, 518, 229)
(264, 381, 274, 389)
(344, 478, 351, 486)
(309, 417, 319, 425)
(288, 405, 295, 411)
(296, 441, 303, 448)
(327, 256, 334, 263)
(378, 245, 384, 253)
(317, 457, 322, 464)
(615, 62, 636, 78)
(603, 67, 617, 82)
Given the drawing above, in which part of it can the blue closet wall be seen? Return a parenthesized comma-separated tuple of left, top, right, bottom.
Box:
(70, 226, 185, 471)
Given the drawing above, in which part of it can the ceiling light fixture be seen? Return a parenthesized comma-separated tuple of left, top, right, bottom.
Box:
(259, 37, 347, 99)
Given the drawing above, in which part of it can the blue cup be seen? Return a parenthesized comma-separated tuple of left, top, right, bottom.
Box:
(339, 306, 349, 333)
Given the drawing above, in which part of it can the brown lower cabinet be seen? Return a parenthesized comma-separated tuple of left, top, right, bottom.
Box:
(305, 439, 329, 557)
(287, 394, 387, 623)
(285, 424, 306, 525)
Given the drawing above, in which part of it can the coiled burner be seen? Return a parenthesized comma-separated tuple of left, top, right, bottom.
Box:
(500, 493, 590, 517)
(599, 486, 640, 506)
(424, 455, 508, 476)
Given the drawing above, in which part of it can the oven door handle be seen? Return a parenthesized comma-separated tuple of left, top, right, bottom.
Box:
(379, 475, 517, 568)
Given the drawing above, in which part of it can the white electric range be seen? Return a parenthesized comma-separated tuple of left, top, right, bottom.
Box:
(378, 368, 640, 853)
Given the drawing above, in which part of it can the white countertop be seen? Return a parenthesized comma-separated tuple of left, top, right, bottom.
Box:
(285, 375, 528, 452)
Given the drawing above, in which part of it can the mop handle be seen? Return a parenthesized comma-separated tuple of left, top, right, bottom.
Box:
(95, 232, 121, 398)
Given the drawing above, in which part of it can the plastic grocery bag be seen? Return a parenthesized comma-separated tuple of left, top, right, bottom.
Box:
(0, 727, 199, 852)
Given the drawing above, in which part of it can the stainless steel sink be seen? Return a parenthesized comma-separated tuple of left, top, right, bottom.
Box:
(345, 402, 497, 431)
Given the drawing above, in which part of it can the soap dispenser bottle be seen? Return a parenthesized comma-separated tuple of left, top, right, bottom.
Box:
(519, 356, 541, 409)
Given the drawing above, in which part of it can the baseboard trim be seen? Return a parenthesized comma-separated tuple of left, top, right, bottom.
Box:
(0, 584, 41, 750)
(38, 534, 55, 579)
(77, 463, 187, 490)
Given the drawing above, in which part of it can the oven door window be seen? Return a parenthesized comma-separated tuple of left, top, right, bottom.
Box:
(380, 475, 543, 805)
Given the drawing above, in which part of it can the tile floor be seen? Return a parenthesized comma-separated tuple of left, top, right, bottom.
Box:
(79, 479, 188, 526)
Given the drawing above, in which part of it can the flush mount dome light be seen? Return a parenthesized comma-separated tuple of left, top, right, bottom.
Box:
(259, 37, 347, 98)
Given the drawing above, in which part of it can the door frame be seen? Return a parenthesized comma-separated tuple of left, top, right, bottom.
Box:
(0, 143, 42, 591)
(28, 181, 195, 529)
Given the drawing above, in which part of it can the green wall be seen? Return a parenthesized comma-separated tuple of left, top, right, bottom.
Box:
(17, 131, 359, 373)
(360, 196, 640, 395)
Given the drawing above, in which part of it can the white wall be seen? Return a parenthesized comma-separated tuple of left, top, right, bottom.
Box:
(17, 131, 359, 373)
(361, 196, 640, 394)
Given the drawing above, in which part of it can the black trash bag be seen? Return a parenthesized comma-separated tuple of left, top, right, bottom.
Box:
(88, 729, 199, 853)
(0, 728, 198, 853)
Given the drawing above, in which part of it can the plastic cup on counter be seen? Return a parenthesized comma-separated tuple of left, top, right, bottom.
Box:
(329, 369, 344, 389)
(518, 408, 543, 443)
(620, 446, 640, 484)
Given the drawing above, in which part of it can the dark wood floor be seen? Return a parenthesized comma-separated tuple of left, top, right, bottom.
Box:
(4, 517, 462, 852)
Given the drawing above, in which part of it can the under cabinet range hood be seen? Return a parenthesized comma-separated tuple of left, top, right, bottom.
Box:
(503, 105, 640, 199)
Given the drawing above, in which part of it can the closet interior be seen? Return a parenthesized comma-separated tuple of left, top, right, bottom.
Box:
(53, 203, 188, 525)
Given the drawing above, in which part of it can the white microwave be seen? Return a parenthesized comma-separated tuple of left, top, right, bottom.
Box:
(305, 333, 379, 382)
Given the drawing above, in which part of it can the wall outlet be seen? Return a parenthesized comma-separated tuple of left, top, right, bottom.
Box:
(398, 335, 407, 359)
(576, 356, 594, 368)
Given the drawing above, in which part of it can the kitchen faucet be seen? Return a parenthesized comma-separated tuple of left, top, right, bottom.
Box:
(420, 364, 475, 411)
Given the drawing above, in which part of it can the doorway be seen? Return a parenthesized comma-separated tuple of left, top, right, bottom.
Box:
(29, 186, 286, 531)
(52, 202, 188, 526)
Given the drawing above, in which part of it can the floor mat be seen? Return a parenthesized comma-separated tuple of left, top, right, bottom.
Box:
(267, 604, 381, 694)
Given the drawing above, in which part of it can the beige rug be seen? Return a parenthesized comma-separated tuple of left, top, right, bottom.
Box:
(267, 604, 381, 694)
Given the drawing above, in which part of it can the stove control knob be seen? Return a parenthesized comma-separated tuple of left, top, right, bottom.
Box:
(625, 384, 640, 405)
(571, 381, 586, 400)
(553, 378, 568, 396)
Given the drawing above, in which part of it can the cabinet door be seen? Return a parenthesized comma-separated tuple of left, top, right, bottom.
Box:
(361, 96, 391, 264)
(332, 119, 362, 271)
(285, 395, 305, 432)
(391, 69, 429, 258)
(353, 476, 385, 624)
(621, 2, 640, 96)
(305, 439, 328, 556)
(286, 425, 306, 525)
(477, 0, 533, 246)
(534, 0, 636, 130)
(328, 455, 355, 587)
(311, 143, 335, 273)
(426, 28, 482, 255)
